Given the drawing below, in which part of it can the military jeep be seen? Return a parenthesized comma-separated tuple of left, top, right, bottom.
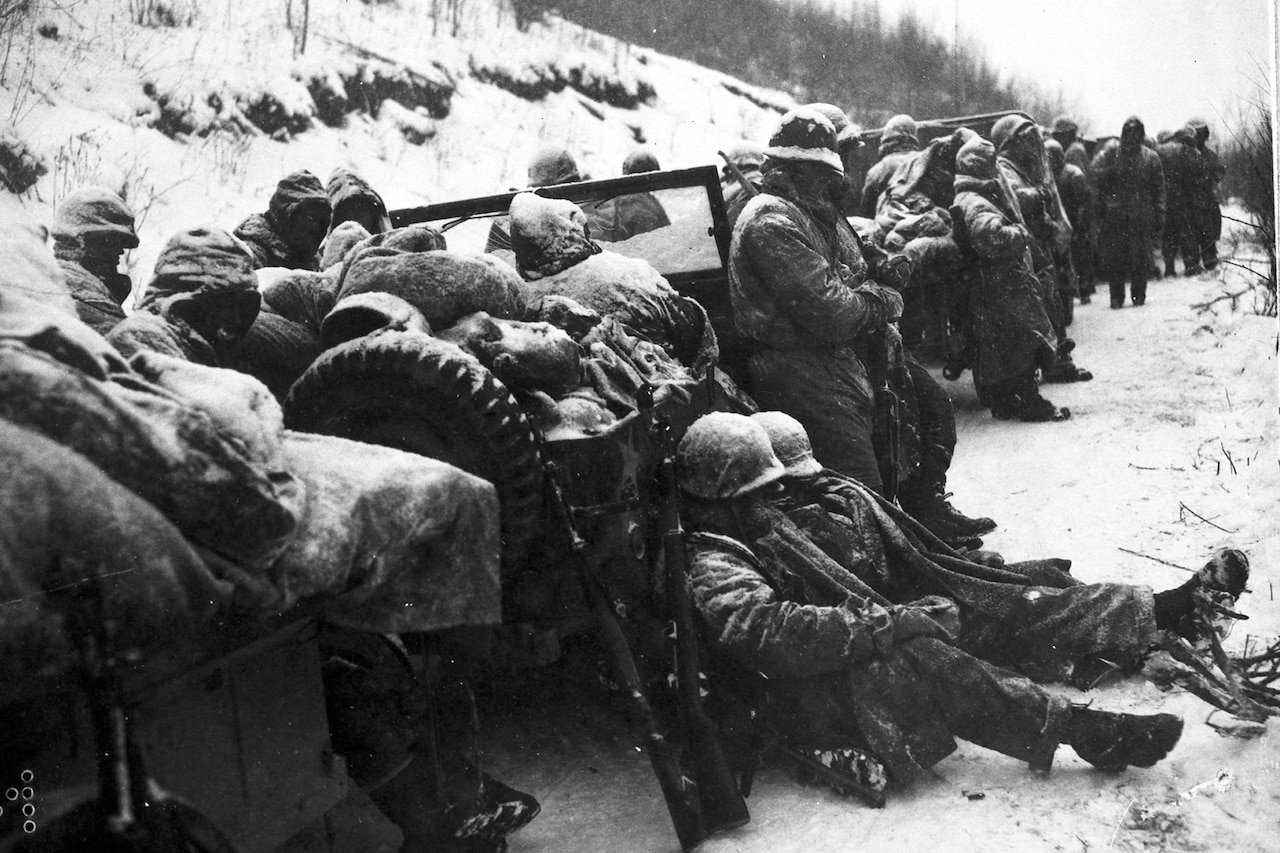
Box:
(284, 165, 749, 664)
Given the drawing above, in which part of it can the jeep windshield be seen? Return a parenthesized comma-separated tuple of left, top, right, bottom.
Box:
(389, 165, 731, 288)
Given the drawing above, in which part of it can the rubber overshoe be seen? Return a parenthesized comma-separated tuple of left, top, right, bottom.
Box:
(1110, 298, 1124, 309)
(1184, 264, 1205, 276)
(798, 747, 889, 796)
(1041, 362, 1093, 383)
(442, 771, 541, 848)
(1007, 390, 1070, 422)
(909, 494, 998, 541)
(1068, 709, 1183, 771)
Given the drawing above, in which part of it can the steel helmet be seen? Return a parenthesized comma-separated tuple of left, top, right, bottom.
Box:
(676, 412, 786, 499)
(750, 411, 822, 477)
(765, 108, 844, 174)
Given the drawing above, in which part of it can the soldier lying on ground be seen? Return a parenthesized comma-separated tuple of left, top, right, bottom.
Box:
(676, 412, 1243, 788)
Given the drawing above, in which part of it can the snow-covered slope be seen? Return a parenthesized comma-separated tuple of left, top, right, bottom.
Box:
(4, 0, 794, 286)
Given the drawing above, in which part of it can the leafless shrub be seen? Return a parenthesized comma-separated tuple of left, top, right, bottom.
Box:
(1219, 75, 1275, 316)
(128, 0, 195, 28)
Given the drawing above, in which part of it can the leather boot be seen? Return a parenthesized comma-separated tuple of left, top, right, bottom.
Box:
(899, 482, 997, 542)
(1067, 708, 1183, 771)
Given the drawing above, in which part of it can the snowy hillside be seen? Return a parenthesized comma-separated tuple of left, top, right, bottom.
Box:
(3, 0, 794, 286)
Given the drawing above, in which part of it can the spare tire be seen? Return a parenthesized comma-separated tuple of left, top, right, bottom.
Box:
(284, 331, 542, 574)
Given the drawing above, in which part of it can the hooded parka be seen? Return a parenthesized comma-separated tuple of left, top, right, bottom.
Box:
(1155, 126, 1206, 273)
(859, 116, 922, 219)
(950, 137, 1058, 394)
(108, 228, 262, 367)
(1091, 117, 1166, 304)
(730, 159, 902, 492)
(234, 170, 332, 270)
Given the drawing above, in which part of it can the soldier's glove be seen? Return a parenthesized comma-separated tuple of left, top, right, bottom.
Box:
(890, 598, 958, 643)
(906, 595, 961, 636)
(961, 548, 1006, 569)
(871, 253, 913, 291)
(847, 598, 896, 656)
(855, 283, 903, 323)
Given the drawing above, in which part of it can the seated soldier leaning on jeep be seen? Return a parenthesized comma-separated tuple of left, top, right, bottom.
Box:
(674, 412, 1248, 789)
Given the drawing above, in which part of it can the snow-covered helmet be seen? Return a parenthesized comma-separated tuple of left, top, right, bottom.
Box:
(806, 103, 864, 152)
(765, 108, 844, 174)
(750, 411, 822, 477)
(990, 114, 1037, 155)
(622, 147, 661, 175)
(528, 145, 581, 187)
(1050, 116, 1079, 139)
(676, 412, 786, 500)
(882, 113, 919, 145)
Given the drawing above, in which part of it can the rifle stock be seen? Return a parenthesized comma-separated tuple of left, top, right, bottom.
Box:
(864, 327, 902, 503)
(653, 416, 751, 836)
(543, 466, 709, 851)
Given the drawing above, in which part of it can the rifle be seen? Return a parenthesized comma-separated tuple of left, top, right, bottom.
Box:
(19, 560, 235, 852)
(648, 402, 752, 837)
(864, 325, 902, 503)
(542, 461, 710, 852)
(717, 150, 760, 201)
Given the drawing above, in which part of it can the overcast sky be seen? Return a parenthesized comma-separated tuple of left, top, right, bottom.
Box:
(854, 0, 1274, 136)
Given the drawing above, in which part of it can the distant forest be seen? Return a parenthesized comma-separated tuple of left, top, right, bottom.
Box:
(526, 0, 1072, 129)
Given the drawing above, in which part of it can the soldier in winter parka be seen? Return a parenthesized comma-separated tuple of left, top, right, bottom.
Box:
(1091, 116, 1166, 308)
(49, 187, 140, 336)
(1186, 118, 1223, 271)
(990, 115, 1090, 383)
(233, 170, 332, 271)
(1045, 139, 1094, 305)
(677, 413, 1185, 786)
(859, 114, 921, 219)
(325, 168, 392, 236)
(950, 136, 1065, 422)
(108, 228, 261, 367)
(729, 108, 903, 493)
(1155, 126, 1206, 277)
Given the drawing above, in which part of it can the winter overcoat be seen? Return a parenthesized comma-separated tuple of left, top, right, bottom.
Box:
(951, 176, 1057, 387)
(1155, 129, 1204, 238)
(729, 164, 901, 490)
(859, 137, 921, 218)
(56, 258, 128, 336)
(684, 505, 1068, 782)
(1091, 120, 1166, 278)
(234, 171, 331, 270)
(777, 470, 1157, 668)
